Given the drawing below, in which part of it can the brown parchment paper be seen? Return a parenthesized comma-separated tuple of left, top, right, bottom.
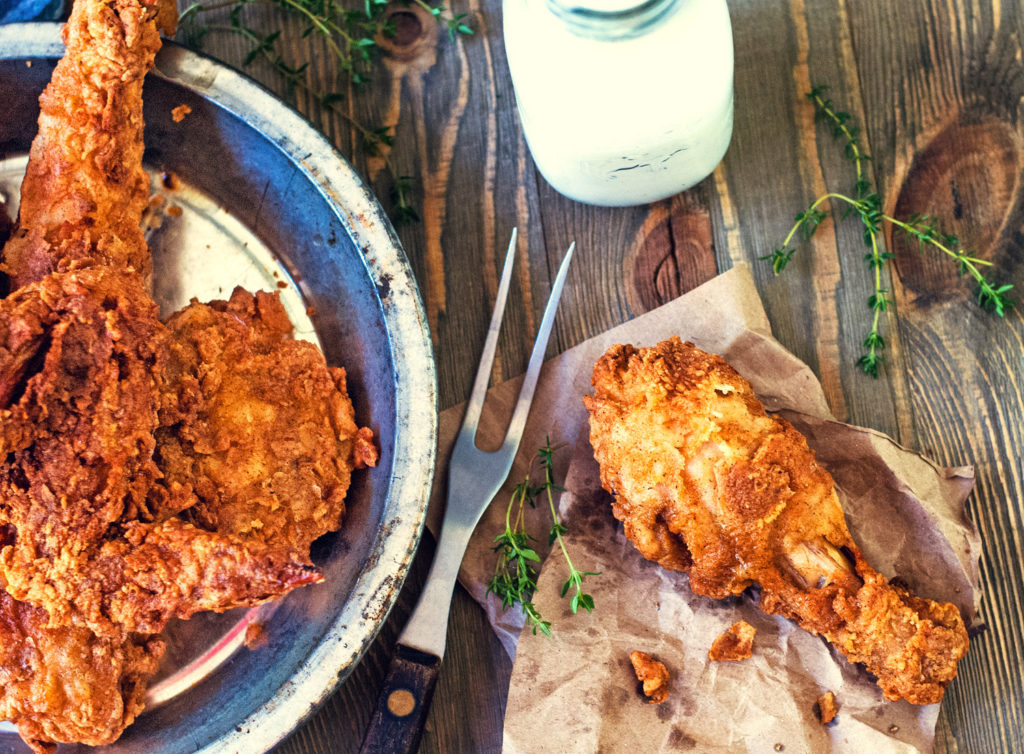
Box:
(427, 265, 981, 753)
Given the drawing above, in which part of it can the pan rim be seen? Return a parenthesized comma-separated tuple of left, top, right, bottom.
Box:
(0, 23, 437, 754)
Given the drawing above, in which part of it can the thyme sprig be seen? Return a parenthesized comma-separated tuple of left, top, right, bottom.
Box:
(487, 440, 599, 636)
(762, 85, 1013, 377)
(179, 0, 472, 223)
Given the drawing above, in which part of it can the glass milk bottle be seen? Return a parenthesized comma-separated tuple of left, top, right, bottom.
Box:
(503, 0, 734, 206)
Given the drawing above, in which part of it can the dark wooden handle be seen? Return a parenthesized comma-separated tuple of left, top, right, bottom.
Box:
(358, 644, 441, 754)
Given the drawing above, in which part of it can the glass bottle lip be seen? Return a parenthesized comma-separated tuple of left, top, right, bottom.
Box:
(544, 0, 681, 39)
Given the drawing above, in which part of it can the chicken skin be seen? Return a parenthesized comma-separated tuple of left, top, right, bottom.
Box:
(585, 338, 968, 704)
(157, 288, 377, 557)
(0, 0, 171, 289)
(0, 591, 163, 754)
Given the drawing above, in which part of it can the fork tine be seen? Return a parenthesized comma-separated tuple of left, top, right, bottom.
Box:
(501, 241, 575, 452)
(458, 228, 519, 442)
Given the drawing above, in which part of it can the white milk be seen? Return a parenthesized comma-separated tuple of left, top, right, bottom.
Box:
(503, 0, 734, 206)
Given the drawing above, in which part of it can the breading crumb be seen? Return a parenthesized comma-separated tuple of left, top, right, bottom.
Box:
(629, 650, 670, 703)
(708, 620, 756, 661)
(244, 621, 268, 650)
(814, 691, 838, 724)
(171, 104, 192, 122)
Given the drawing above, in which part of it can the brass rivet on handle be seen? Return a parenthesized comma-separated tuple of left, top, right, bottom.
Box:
(387, 689, 416, 717)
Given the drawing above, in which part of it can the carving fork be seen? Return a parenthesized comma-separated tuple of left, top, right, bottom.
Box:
(358, 229, 575, 753)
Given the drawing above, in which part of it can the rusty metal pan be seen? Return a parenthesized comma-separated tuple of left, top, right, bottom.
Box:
(0, 23, 436, 754)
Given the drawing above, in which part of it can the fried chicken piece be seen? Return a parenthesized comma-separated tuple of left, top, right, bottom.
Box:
(157, 288, 377, 557)
(0, 0, 170, 290)
(1, 515, 322, 640)
(585, 338, 969, 704)
(708, 620, 756, 662)
(0, 268, 169, 542)
(629, 650, 670, 703)
(0, 269, 322, 640)
(0, 591, 164, 754)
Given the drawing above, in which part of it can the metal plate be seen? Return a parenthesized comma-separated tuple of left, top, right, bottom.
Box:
(0, 23, 437, 754)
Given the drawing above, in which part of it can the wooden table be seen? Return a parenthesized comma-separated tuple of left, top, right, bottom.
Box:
(186, 0, 1024, 751)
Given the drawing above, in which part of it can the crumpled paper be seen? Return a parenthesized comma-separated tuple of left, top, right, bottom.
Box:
(427, 265, 981, 753)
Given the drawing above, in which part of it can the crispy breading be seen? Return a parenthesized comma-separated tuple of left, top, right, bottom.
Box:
(708, 620, 756, 662)
(157, 288, 377, 557)
(585, 338, 968, 704)
(815, 691, 838, 725)
(0, 591, 163, 754)
(0, 0, 163, 289)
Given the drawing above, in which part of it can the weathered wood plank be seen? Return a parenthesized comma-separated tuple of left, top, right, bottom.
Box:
(180, 0, 1024, 752)
(713, 0, 914, 438)
(844, 1, 1024, 752)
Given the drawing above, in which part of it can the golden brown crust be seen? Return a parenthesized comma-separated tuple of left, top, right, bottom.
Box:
(815, 691, 838, 725)
(708, 620, 756, 662)
(586, 337, 969, 704)
(0, 591, 163, 750)
(157, 288, 378, 556)
(1, 0, 168, 289)
(629, 650, 670, 703)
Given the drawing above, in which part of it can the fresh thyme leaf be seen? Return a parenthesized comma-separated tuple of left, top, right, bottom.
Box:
(180, 0, 473, 224)
(758, 247, 796, 275)
(487, 439, 600, 635)
(768, 84, 1013, 376)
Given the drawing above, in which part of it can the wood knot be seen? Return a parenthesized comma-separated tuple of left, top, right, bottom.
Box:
(890, 111, 1020, 310)
(625, 192, 716, 314)
(376, 4, 438, 64)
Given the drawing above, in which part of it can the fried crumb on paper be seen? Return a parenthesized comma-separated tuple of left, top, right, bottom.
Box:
(629, 650, 670, 703)
(708, 620, 756, 661)
(171, 104, 192, 122)
(815, 691, 839, 725)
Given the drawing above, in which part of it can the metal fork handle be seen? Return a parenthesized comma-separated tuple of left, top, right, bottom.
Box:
(397, 514, 475, 655)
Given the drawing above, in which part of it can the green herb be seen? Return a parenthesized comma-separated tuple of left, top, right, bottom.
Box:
(487, 440, 599, 636)
(178, 0, 473, 223)
(762, 85, 1013, 377)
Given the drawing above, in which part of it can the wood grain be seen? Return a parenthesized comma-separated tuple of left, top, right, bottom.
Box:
(624, 187, 718, 314)
(844, 1, 1024, 751)
(180, 0, 1024, 752)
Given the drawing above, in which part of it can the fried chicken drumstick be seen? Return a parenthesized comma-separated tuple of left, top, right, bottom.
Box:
(0, 0, 173, 290)
(585, 338, 968, 704)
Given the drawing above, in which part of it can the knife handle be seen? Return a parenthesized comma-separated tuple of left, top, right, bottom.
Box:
(358, 644, 441, 754)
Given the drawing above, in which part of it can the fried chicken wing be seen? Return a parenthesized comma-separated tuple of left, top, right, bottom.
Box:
(585, 338, 968, 704)
(157, 288, 377, 557)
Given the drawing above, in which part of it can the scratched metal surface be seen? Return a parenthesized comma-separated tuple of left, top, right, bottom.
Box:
(0, 26, 437, 754)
